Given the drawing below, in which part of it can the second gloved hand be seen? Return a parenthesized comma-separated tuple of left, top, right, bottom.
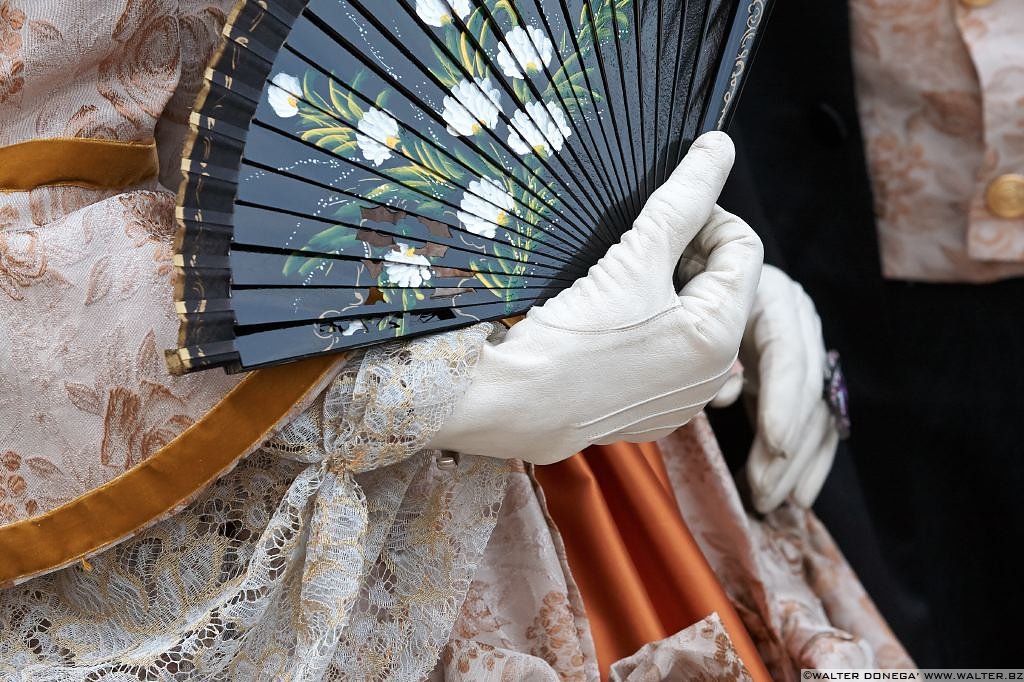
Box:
(429, 132, 764, 465)
(711, 265, 840, 512)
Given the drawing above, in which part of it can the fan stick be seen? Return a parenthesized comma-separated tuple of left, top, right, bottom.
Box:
(580, 0, 645, 215)
(236, 119, 596, 258)
(182, 142, 586, 264)
(175, 297, 537, 373)
(488, 0, 638, 232)
(529, 0, 640, 215)
(698, 0, 771, 135)
(555, 0, 643, 218)
(420, 0, 634, 242)
(221, 203, 574, 273)
(271, 48, 596, 244)
(181, 123, 590, 262)
(175, 236, 572, 284)
(181, 285, 556, 327)
(298, 5, 613, 240)
(309, 0, 623, 247)
(675, 0, 735, 165)
(226, 250, 558, 289)
(233, 156, 590, 262)
(235, 298, 536, 368)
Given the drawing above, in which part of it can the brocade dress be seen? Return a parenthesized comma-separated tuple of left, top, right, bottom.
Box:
(0, 1, 909, 679)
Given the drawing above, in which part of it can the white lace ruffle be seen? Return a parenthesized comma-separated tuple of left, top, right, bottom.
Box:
(0, 323, 510, 681)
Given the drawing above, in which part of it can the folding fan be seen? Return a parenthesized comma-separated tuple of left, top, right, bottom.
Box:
(168, 0, 771, 374)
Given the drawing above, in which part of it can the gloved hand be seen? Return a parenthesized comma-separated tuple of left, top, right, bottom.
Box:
(429, 132, 764, 465)
(710, 264, 839, 512)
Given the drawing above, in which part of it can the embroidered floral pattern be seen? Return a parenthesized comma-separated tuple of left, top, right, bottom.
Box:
(100, 384, 192, 470)
(120, 191, 175, 245)
(609, 613, 753, 682)
(0, 0, 24, 104)
(98, 0, 181, 129)
(0, 207, 48, 300)
(527, 592, 588, 675)
(0, 1, 24, 55)
(435, 466, 597, 681)
(0, 450, 39, 522)
(851, 0, 1024, 281)
(0, 0, 242, 529)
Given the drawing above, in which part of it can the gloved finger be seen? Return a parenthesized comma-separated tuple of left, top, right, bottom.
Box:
(676, 249, 707, 287)
(749, 286, 810, 454)
(791, 428, 839, 508)
(757, 283, 826, 457)
(748, 399, 831, 513)
(710, 371, 744, 408)
(791, 287, 828, 442)
(632, 131, 736, 273)
(677, 209, 764, 350)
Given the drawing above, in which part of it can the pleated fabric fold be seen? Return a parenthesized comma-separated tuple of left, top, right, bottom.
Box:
(537, 414, 914, 679)
(534, 440, 772, 681)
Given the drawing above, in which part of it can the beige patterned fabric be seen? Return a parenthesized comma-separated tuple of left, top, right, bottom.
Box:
(432, 415, 911, 682)
(609, 613, 753, 682)
(660, 415, 914, 679)
(0, 3, 515, 678)
(0, 323, 513, 680)
(0, 0, 240, 523)
(851, 0, 1024, 282)
(429, 463, 600, 682)
(431, 462, 759, 682)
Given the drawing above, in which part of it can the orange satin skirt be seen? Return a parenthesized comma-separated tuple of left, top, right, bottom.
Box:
(534, 442, 772, 681)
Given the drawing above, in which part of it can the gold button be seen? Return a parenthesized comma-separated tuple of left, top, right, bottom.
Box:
(986, 174, 1024, 219)
(960, 0, 993, 7)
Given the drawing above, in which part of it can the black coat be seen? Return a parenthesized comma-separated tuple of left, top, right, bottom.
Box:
(713, 0, 1024, 666)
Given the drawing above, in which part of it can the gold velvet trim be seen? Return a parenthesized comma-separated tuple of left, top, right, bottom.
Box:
(0, 137, 159, 192)
(0, 355, 344, 586)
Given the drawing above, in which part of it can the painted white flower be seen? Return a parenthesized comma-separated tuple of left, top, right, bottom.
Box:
(497, 26, 554, 79)
(356, 108, 400, 166)
(457, 177, 515, 239)
(416, 0, 471, 27)
(341, 320, 366, 336)
(268, 73, 302, 118)
(507, 101, 572, 157)
(384, 243, 432, 287)
(442, 77, 502, 137)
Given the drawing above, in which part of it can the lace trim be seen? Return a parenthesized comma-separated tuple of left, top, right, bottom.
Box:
(0, 323, 508, 681)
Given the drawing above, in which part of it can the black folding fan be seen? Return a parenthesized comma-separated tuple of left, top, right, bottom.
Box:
(168, 0, 771, 374)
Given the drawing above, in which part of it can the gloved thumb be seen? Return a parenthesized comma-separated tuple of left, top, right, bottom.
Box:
(630, 131, 736, 276)
(710, 360, 745, 407)
(528, 132, 738, 331)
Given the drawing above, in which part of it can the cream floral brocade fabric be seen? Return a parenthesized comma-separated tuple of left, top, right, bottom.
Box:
(433, 416, 912, 682)
(661, 417, 912, 678)
(0, 324, 515, 680)
(851, 0, 1024, 282)
(0, 0, 240, 522)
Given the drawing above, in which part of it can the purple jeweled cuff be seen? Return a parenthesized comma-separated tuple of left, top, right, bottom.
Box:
(824, 350, 851, 440)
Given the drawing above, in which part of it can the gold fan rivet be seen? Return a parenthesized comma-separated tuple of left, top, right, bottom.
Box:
(960, 0, 993, 7)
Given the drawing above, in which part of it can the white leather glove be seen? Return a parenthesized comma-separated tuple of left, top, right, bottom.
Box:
(711, 264, 839, 512)
(429, 131, 764, 465)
